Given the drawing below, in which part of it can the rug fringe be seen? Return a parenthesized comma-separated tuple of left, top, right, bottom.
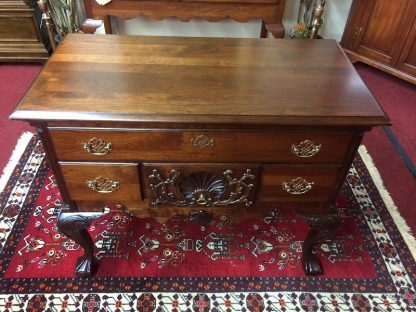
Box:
(0, 131, 33, 193)
(359, 145, 416, 261)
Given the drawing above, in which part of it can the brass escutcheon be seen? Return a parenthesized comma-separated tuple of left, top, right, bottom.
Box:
(82, 137, 113, 155)
(282, 177, 314, 195)
(291, 140, 321, 158)
(86, 176, 119, 193)
(191, 135, 215, 148)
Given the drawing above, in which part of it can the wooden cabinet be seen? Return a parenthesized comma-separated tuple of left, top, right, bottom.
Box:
(11, 34, 388, 276)
(397, 17, 416, 76)
(0, 0, 49, 62)
(341, 0, 416, 84)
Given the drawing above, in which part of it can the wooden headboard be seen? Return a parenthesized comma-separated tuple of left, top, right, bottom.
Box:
(83, 0, 286, 38)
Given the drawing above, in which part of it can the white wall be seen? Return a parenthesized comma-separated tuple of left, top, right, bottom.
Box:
(97, 0, 353, 41)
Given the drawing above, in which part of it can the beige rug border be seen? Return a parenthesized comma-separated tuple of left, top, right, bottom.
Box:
(359, 145, 416, 261)
(0, 131, 33, 194)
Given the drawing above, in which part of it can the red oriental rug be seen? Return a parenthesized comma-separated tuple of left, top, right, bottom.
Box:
(0, 135, 416, 311)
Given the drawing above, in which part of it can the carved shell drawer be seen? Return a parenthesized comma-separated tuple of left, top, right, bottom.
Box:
(142, 164, 260, 209)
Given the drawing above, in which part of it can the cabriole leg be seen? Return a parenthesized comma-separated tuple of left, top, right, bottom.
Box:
(300, 213, 342, 275)
(57, 207, 102, 277)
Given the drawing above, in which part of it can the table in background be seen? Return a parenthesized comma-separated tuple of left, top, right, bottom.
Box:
(83, 0, 286, 37)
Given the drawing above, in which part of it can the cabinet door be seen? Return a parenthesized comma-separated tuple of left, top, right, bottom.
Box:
(396, 17, 416, 76)
(351, 0, 415, 66)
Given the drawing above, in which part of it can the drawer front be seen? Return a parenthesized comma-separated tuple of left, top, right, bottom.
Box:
(59, 162, 142, 203)
(49, 129, 353, 163)
(142, 164, 260, 208)
(0, 14, 40, 41)
(260, 165, 340, 202)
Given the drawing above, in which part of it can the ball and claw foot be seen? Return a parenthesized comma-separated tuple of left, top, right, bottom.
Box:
(75, 256, 98, 278)
(303, 253, 324, 275)
(300, 213, 342, 275)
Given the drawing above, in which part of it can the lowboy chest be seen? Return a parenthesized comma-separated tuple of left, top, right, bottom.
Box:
(11, 34, 389, 277)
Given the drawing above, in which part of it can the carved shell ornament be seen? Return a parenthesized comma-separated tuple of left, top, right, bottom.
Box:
(148, 169, 256, 207)
(179, 172, 226, 206)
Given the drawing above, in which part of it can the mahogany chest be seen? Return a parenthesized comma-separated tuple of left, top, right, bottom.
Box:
(11, 34, 389, 276)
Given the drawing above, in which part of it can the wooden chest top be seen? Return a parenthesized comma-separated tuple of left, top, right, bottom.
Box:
(11, 34, 388, 127)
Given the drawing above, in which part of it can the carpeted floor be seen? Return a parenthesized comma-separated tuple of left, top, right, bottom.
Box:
(356, 63, 416, 165)
(0, 64, 42, 174)
(355, 63, 416, 237)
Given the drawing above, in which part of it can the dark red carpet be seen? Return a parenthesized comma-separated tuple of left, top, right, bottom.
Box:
(356, 63, 416, 164)
(3, 167, 376, 280)
(0, 64, 41, 172)
(355, 63, 416, 237)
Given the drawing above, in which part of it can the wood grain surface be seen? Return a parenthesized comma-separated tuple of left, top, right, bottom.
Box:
(12, 34, 389, 127)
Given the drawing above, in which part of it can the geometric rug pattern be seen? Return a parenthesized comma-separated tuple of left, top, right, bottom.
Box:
(0, 136, 415, 311)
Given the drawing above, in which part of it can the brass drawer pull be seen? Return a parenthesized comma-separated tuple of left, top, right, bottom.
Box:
(86, 176, 119, 193)
(291, 140, 321, 157)
(196, 193, 208, 206)
(191, 135, 215, 148)
(82, 137, 113, 155)
(282, 177, 314, 195)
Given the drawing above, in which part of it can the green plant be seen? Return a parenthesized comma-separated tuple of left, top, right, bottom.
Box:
(48, 0, 85, 38)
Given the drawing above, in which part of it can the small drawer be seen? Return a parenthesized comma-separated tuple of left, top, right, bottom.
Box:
(49, 128, 353, 163)
(142, 163, 260, 208)
(59, 162, 142, 203)
(260, 165, 340, 202)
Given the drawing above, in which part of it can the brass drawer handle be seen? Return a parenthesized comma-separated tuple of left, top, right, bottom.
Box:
(82, 137, 113, 155)
(291, 140, 321, 157)
(191, 135, 215, 148)
(86, 176, 119, 193)
(196, 193, 208, 206)
(282, 177, 314, 195)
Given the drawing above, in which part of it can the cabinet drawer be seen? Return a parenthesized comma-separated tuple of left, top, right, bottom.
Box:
(59, 162, 142, 203)
(260, 165, 340, 202)
(142, 163, 260, 208)
(49, 129, 353, 163)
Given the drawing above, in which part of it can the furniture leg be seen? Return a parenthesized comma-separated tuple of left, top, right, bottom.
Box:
(57, 207, 102, 277)
(265, 23, 285, 38)
(300, 213, 342, 275)
(260, 21, 268, 38)
(103, 16, 112, 34)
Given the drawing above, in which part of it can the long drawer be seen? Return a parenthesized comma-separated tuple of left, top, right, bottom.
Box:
(59, 162, 142, 203)
(49, 129, 353, 163)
